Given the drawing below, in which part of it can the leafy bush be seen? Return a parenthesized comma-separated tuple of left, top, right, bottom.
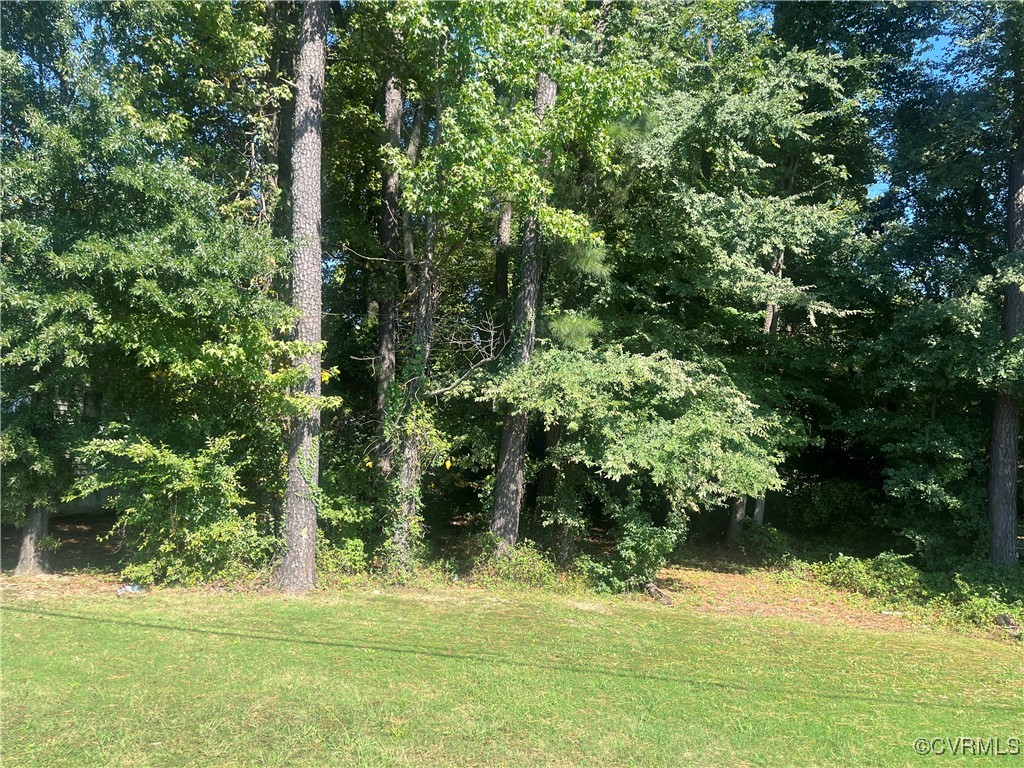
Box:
(71, 433, 274, 585)
(317, 536, 367, 576)
(596, 480, 689, 591)
(466, 536, 581, 591)
(813, 552, 923, 601)
(738, 524, 796, 568)
(924, 573, 1024, 630)
(317, 460, 376, 573)
(801, 552, 1023, 633)
(926, 562, 1024, 605)
(485, 347, 787, 588)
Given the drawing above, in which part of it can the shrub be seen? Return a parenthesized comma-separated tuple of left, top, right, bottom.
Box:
(317, 536, 367, 576)
(813, 552, 923, 601)
(464, 537, 592, 592)
(317, 461, 375, 576)
(738, 524, 796, 567)
(803, 552, 1023, 633)
(927, 574, 1024, 630)
(71, 433, 274, 585)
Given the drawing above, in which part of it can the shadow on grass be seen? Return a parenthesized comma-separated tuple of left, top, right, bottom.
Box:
(668, 545, 757, 575)
(3, 604, 1019, 714)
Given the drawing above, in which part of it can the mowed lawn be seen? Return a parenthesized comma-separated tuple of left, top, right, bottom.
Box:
(1, 584, 1021, 767)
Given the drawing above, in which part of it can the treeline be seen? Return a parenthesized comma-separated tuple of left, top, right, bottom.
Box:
(2, 0, 1021, 591)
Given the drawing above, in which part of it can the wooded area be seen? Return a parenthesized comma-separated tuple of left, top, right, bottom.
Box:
(3, 0, 1022, 593)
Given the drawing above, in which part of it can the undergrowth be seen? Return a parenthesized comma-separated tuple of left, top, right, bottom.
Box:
(739, 524, 1024, 636)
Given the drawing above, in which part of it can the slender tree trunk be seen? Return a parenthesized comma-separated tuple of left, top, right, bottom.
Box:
(531, 421, 565, 543)
(14, 506, 48, 576)
(490, 233, 543, 547)
(490, 71, 557, 549)
(495, 201, 512, 348)
(265, 1, 297, 239)
(496, 202, 512, 302)
(392, 426, 422, 576)
(752, 246, 786, 521)
(277, 0, 327, 593)
(988, 117, 1024, 565)
(375, 295, 397, 476)
(753, 495, 766, 526)
(763, 247, 784, 335)
(726, 497, 747, 545)
(989, 395, 1020, 564)
(391, 216, 439, 577)
(388, 91, 440, 577)
(375, 72, 403, 480)
(402, 99, 426, 287)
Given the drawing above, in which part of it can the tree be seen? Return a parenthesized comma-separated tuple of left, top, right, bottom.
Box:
(490, 70, 557, 550)
(277, 0, 329, 592)
(488, 0, 640, 551)
(988, 5, 1024, 565)
(2, 1, 292, 584)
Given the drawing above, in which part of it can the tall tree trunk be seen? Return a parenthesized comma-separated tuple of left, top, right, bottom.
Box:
(14, 506, 48, 576)
(388, 91, 440, 577)
(988, 116, 1024, 565)
(391, 216, 439, 577)
(495, 201, 512, 348)
(277, 0, 327, 593)
(402, 99, 426, 288)
(490, 71, 557, 549)
(752, 246, 785, 522)
(752, 146, 798, 521)
(490, 223, 543, 547)
(376, 99, 425, 488)
(265, 0, 297, 239)
(726, 497, 747, 546)
(496, 202, 512, 302)
(375, 72, 403, 480)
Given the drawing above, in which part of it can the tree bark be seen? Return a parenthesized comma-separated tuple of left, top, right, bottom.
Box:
(14, 506, 48, 576)
(490, 71, 556, 549)
(726, 497, 747, 545)
(391, 216, 439, 577)
(392, 424, 422, 577)
(753, 495, 766, 526)
(375, 72, 403, 480)
(278, 0, 327, 593)
(763, 247, 784, 335)
(496, 202, 512, 302)
(494, 201, 512, 349)
(988, 114, 1024, 565)
(752, 246, 786, 521)
(989, 394, 1020, 565)
(402, 99, 426, 282)
(388, 90, 441, 577)
(265, 0, 297, 238)
(490, 230, 543, 548)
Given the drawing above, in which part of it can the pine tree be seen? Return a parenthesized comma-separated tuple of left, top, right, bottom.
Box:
(278, 0, 329, 592)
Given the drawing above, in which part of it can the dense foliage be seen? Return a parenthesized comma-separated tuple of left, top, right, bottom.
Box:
(2, 1, 1021, 590)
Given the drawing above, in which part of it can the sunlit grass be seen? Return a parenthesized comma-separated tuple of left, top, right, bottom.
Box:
(2, 585, 1021, 767)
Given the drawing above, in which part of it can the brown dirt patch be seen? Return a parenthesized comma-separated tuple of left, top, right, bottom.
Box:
(654, 565, 917, 633)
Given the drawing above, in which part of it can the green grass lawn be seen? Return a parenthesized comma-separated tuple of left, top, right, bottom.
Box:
(2, 584, 1021, 767)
